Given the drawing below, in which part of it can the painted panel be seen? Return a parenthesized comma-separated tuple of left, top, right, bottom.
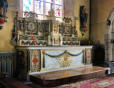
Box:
(30, 50, 40, 72)
(86, 49, 91, 64)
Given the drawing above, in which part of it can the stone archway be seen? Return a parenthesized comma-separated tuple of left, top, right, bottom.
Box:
(105, 8, 114, 65)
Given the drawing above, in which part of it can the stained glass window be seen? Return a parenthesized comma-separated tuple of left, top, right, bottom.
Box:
(45, 0, 52, 3)
(54, 5, 62, 17)
(34, 0, 43, 14)
(23, 0, 33, 12)
(55, 0, 62, 5)
(38, 15, 43, 20)
(22, 0, 63, 20)
(45, 2, 51, 15)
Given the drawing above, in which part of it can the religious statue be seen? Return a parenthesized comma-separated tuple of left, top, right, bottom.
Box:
(47, 9, 56, 20)
(80, 6, 88, 36)
(0, 0, 8, 29)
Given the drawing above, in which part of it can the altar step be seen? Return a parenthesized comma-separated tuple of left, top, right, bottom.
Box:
(30, 66, 109, 87)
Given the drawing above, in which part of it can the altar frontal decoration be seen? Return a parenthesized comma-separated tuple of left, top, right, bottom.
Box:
(42, 50, 84, 70)
(0, 0, 8, 29)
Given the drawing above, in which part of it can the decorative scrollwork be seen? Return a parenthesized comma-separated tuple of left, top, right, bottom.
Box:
(24, 11, 38, 18)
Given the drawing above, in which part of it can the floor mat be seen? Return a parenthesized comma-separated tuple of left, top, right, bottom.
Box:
(56, 76, 114, 88)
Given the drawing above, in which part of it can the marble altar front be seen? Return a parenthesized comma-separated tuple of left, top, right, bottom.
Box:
(16, 46, 92, 80)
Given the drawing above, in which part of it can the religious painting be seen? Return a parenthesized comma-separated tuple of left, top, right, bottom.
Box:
(80, 6, 88, 36)
(64, 26, 71, 34)
(17, 19, 25, 32)
(27, 21, 38, 34)
(39, 21, 50, 37)
(17, 18, 38, 34)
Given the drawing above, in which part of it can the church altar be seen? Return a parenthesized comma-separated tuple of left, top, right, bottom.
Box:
(16, 46, 92, 80)
(12, 12, 93, 80)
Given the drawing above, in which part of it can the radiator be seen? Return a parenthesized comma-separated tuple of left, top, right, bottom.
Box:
(0, 53, 14, 77)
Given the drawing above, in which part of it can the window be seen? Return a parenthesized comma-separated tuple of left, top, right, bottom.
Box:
(22, 0, 63, 21)
(23, 0, 33, 12)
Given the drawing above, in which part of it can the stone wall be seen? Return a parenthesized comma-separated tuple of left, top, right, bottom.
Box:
(91, 0, 114, 44)
(104, 9, 114, 64)
(0, 0, 16, 52)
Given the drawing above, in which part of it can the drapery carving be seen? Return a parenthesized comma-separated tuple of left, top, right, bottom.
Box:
(43, 50, 84, 69)
(45, 50, 83, 58)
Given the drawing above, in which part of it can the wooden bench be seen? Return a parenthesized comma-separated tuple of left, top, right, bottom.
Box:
(30, 66, 108, 87)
